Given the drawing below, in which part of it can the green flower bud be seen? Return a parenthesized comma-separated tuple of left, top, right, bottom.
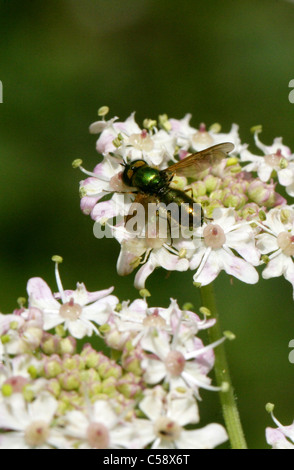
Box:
(47, 378, 61, 398)
(58, 336, 77, 356)
(43, 355, 63, 378)
(191, 181, 206, 198)
(204, 175, 220, 193)
(59, 370, 81, 391)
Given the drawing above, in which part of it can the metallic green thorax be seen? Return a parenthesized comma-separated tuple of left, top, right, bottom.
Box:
(122, 160, 168, 192)
(122, 160, 203, 228)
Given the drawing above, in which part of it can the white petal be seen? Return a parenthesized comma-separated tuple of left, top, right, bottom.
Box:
(176, 423, 228, 449)
(0, 432, 29, 449)
(153, 249, 189, 271)
(0, 394, 29, 430)
(256, 233, 279, 254)
(64, 410, 88, 437)
(43, 312, 65, 331)
(262, 254, 286, 279)
(221, 250, 259, 284)
(27, 278, 60, 310)
(257, 163, 273, 182)
(167, 394, 199, 426)
(30, 393, 58, 422)
(67, 319, 92, 339)
(134, 260, 157, 289)
(93, 401, 118, 429)
(278, 168, 294, 187)
(143, 358, 166, 384)
(193, 252, 221, 286)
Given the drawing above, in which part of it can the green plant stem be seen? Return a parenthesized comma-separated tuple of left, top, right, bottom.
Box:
(200, 283, 247, 449)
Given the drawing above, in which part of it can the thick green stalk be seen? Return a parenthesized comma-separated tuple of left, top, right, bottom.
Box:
(200, 283, 247, 449)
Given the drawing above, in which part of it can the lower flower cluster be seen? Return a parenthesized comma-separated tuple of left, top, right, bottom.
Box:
(0, 260, 228, 449)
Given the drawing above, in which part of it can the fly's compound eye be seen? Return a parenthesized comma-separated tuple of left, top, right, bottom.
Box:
(122, 160, 146, 187)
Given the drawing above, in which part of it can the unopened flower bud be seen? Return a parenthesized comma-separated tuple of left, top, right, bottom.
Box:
(98, 359, 122, 380)
(59, 370, 81, 391)
(204, 175, 220, 193)
(239, 203, 260, 221)
(62, 354, 84, 371)
(41, 333, 60, 355)
(247, 180, 275, 207)
(223, 191, 247, 210)
(58, 336, 76, 356)
(81, 344, 101, 368)
(43, 355, 63, 378)
(121, 348, 144, 376)
(191, 181, 206, 198)
(117, 372, 143, 399)
(101, 377, 117, 397)
(47, 378, 61, 398)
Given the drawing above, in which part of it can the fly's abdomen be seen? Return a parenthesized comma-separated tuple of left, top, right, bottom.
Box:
(160, 188, 203, 229)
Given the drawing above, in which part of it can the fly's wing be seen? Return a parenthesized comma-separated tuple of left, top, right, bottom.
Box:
(162, 142, 235, 179)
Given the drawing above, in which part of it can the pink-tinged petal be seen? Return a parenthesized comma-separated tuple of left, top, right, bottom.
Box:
(27, 278, 60, 310)
(80, 195, 100, 215)
(0, 314, 24, 334)
(93, 157, 122, 179)
(278, 168, 294, 187)
(193, 252, 221, 286)
(80, 176, 109, 196)
(226, 230, 260, 265)
(116, 112, 141, 135)
(189, 247, 206, 270)
(89, 120, 107, 134)
(256, 233, 279, 254)
(134, 260, 157, 289)
(60, 284, 115, 306)
(129, 298, 148, 315)
(262, 253, 286, 279)
(117, 239, 146, 276)
(266, 427, 294, 449)
(221, 250, 259, 284)
(96, 132, 116, 154)
(89, 117, 119, 135)
(91, 200, 118, 222)
(153, 249, 189, 272)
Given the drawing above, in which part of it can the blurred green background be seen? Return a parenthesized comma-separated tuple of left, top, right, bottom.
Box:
(1, 0, 294, 449)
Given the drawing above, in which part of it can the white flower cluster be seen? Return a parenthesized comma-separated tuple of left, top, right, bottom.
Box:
(0, 260, 227, 449)
(78, 111, 294, 297)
